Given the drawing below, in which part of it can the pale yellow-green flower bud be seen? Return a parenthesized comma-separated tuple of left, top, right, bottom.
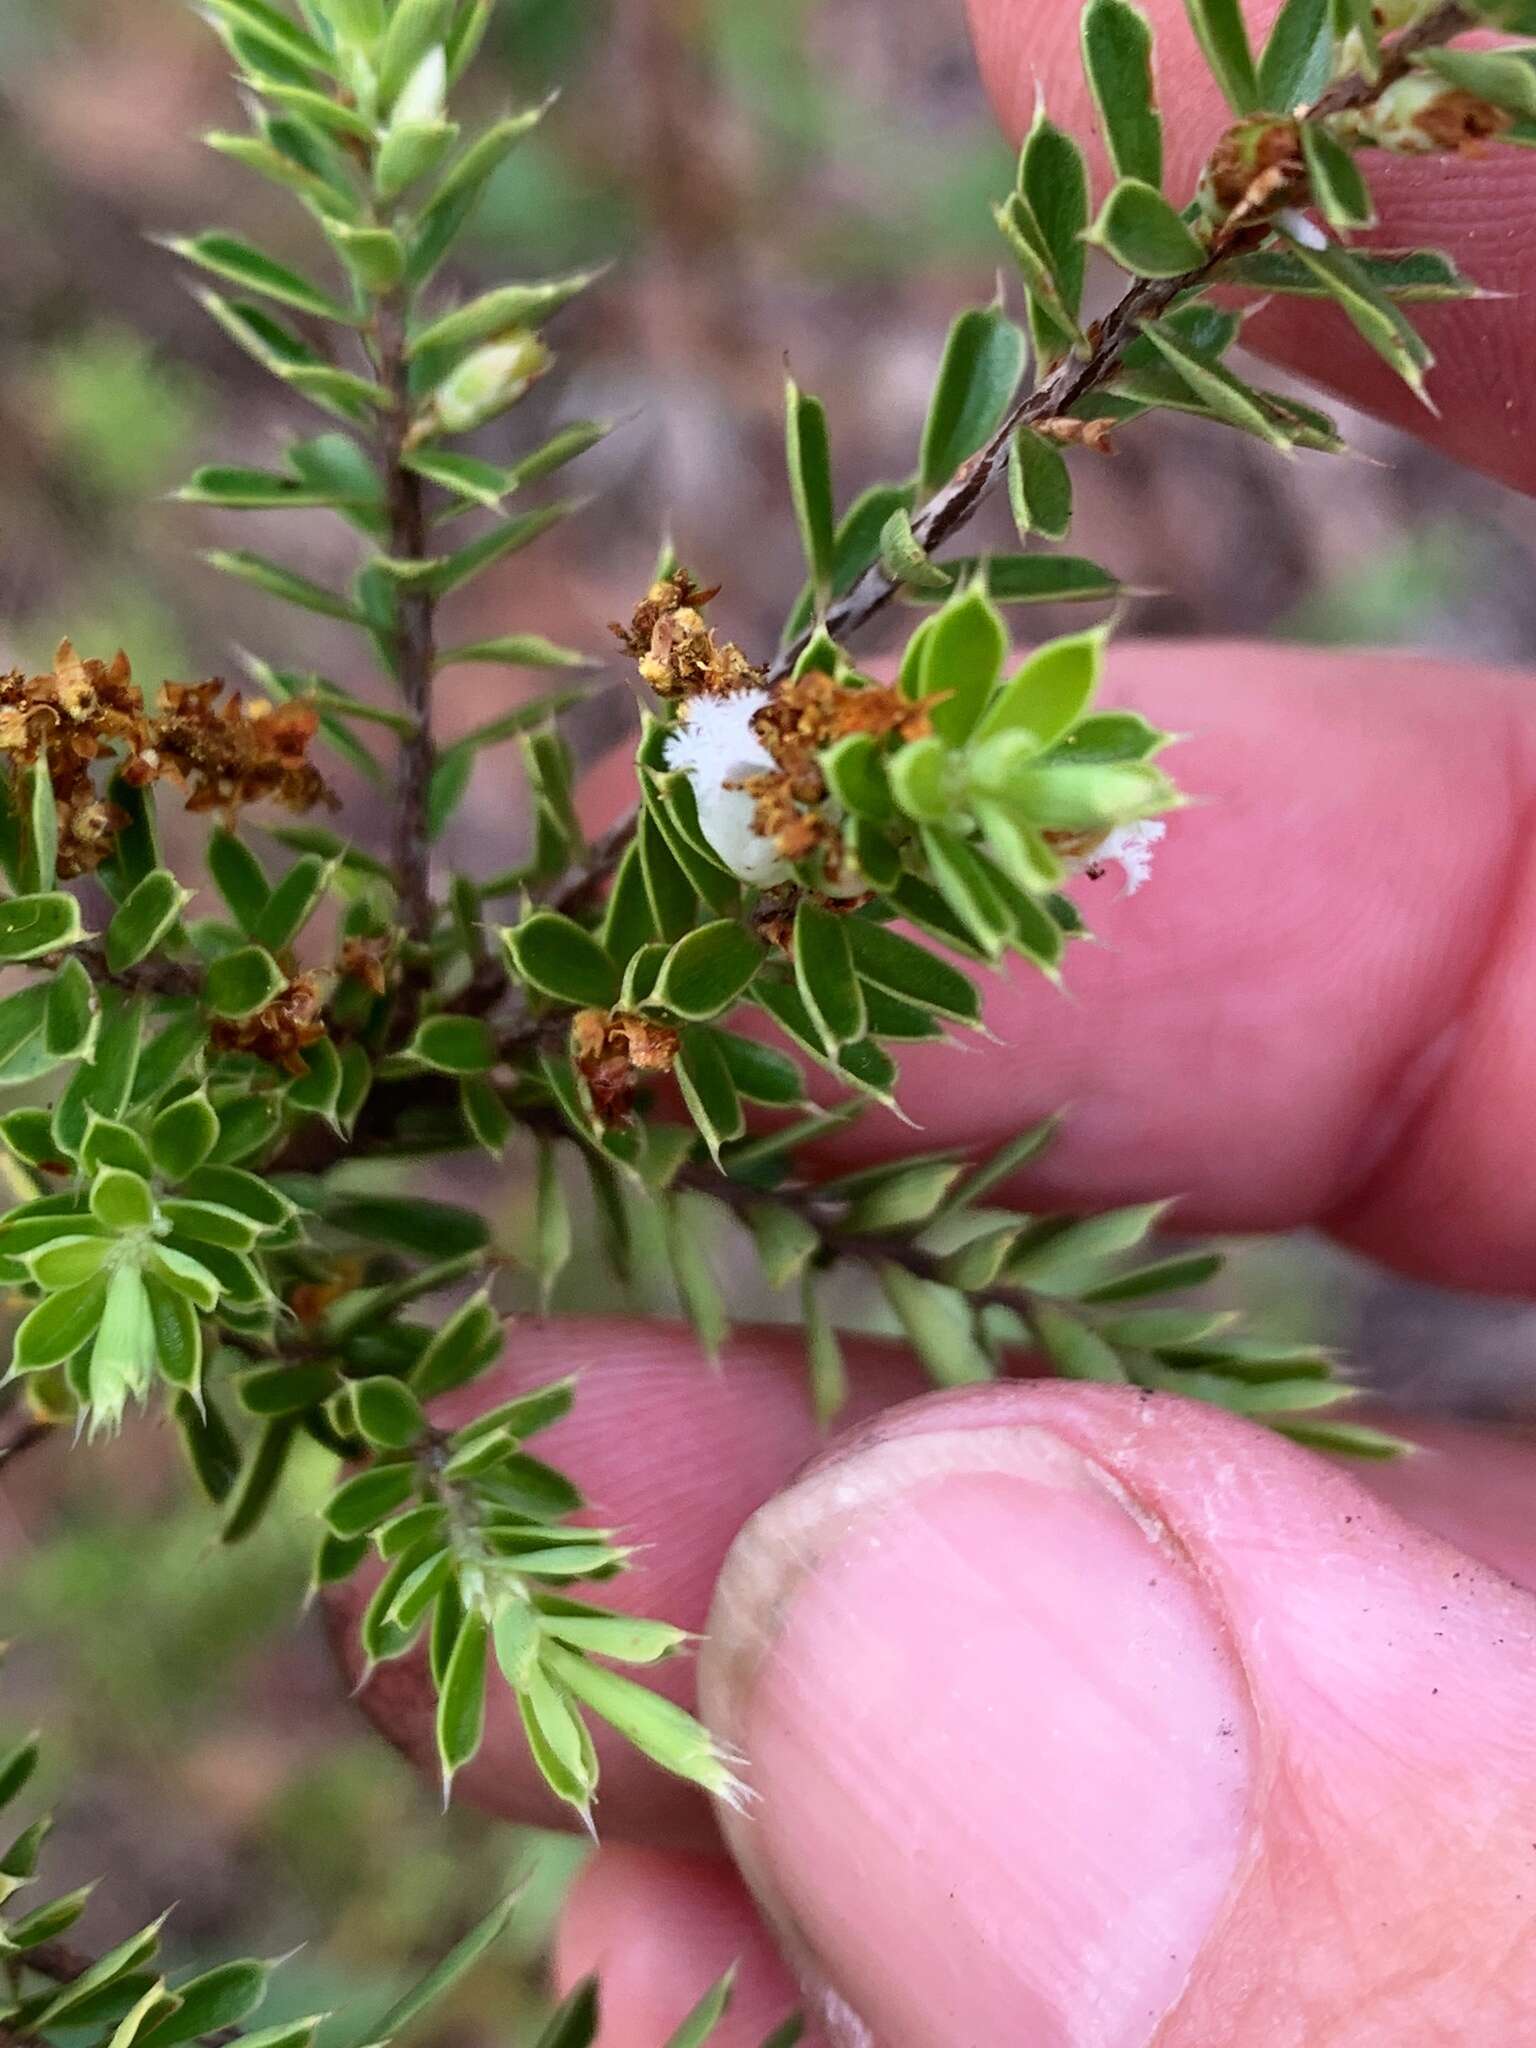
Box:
(431, 333, 552, 435)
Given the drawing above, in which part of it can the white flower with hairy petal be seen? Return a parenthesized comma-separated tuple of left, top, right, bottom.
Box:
(663, 687, 793, 888)
(1072, 818, 1167, 895)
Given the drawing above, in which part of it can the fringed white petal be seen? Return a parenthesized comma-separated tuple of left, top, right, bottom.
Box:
(1073, 818, 1167, 895)
(663, 689, 794, 887)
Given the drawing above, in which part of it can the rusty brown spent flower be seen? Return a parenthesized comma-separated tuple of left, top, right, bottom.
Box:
(611, 571, 762, 701)
(209, 973, 327, 1076)
(572, 1006, 681, 1128)
(0, 641, 335, 879)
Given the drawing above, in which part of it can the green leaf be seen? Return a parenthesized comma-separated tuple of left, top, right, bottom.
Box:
(436, 1608, 489, 1796)
(915, 582, 1008, 745)
(253, 854, 335, 952)
(504, 912, 619, 1009)
(740, 1201, 820, 1292)
(919, 827, 1013, 961)
(31, 1919, 170, 2024)
(1301, 122, 1374, 229)
(106, 870, 191, 974)
(651, 922, 764, 1022)
(208, 831, 271, 933)
(409, 102, 554, 284)
(149, 1245, 224, 1313)
(205, 945, 286, 1019)
(171, 231, 359, 323)
(411, 1289, 503, 1400)
(149, 1093, 220, 1181)
(409, 274, 597, 361)
(532, 1135, 573, 1307)
(1020, 111, 1090, 326)
(137, 1960, 274, 2048)
(1258, 0, 1333, 110)
(378, 0, 456, 101)
(991, 193, 1080, 362)
(545, 1640, 739, 1800)
(352, 1376, 428, 1451)
(205, 549, 364, 622)
(1082, 0, 1163, 187)
(1269, 1416, 1409, 1459)
(675, 1026, 745, 1165)
(438, 633, 593, 671)
(782, 481, 916, 645)
(918, 307, 1028, 499)
(325, 1194, 488, 1258)
(145, 1276, 202, 1396)
(425, 504, 574, 600)
(1086, 179, 1207, 277)
(846, 1159, 964, 1232)
(409, 1014, 496, 1074)
(1033, 1303, 1129, 1381)
(664, 1191, 729, 1360)
(199, 0, 332, 72)
(21, 757, 58, 895)
(1182, 0, 1260, 110)
(879, 1265, 993, 1386)
(0, 892, 84, 962)
(1136, 319, 1294, 445)
(845, 918, 982, 1028)
(1279, 235, 1434, 398)
(44, 956, 96, 1061)
(326, 1463, 418, 1540)
(795, 1268, 848, 1424)
(663, 1973, 736, 2048)
(785, 379, 837, 613)
(929, 554, 1122, 608)
(793, 901, 865, 1054)
(364, 1893, 520, 2046)
(877, 506, 951, 592)
(1221, 243, 1475, 301)
(1007, 427, 1073, 543)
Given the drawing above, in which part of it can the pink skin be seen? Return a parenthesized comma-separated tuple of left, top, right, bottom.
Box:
(334, 10, 1536, 2037)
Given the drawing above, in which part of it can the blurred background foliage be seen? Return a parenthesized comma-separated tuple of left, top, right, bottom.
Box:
(3, 0, 1535, 2038)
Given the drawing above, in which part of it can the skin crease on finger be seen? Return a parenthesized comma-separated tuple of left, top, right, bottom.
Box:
(700, 1385, 1536, 2046)
(964, 0, 1536, 492)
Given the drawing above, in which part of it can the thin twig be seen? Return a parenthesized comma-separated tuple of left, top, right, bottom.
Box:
(769, 0, 1476, 680)
(0, 1414, 54, 1471)
(375, 300, 438, 950)
(67, 944, 202, 1002)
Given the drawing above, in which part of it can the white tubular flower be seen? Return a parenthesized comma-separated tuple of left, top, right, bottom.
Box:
(1071, 818, 1167, 895)
(663, 688, 793, 888)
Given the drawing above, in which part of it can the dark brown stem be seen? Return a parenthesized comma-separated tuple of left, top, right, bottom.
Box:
(769, 0, 1477, 682)
(375, 300, 437, 949)
(0, 1414, 54, 1469)
(67, 943, 202, 1002)
(676, 1158, 1053, 1322)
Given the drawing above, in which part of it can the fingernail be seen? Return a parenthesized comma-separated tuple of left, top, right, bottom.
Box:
(701, 1424, 1254, 2048)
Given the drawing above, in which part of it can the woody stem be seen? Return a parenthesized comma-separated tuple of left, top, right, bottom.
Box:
(375, 297, 438, 950)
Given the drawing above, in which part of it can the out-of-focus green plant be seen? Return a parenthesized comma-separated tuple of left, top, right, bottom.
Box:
(0, 0, 1526, 2024)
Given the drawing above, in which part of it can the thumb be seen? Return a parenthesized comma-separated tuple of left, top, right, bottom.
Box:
(700, 1385, 1536, 2047)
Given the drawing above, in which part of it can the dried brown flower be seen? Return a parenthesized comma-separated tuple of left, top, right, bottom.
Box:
(148, 681, 335, 817)
(338, 934, 392, 999)
(0, 642, 334, 879)
(738, 670, 931, 870)
(572, 1006, 680, 1126)
(210, 973, 327, 1075)
(1203, 117, 1304, 223)
(612, 572, 761, 701)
